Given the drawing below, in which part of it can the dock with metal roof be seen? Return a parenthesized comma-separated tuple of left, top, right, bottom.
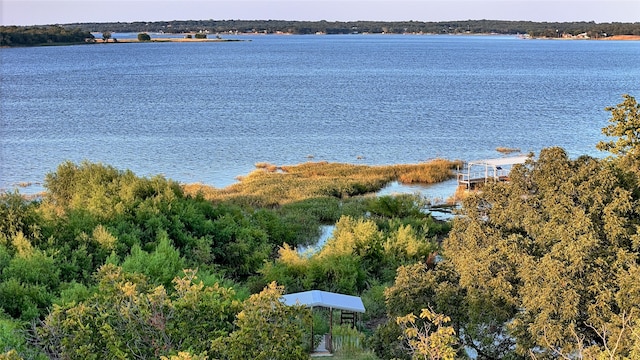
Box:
(457, 155, 529, 189)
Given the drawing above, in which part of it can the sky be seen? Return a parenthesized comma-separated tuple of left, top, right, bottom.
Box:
(2, 0, 639, 26)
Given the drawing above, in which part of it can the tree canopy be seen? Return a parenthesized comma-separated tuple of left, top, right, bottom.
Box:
(0, 26, 93, 46)
(382, 95, 640, 359)
(64, 20, 640, 37)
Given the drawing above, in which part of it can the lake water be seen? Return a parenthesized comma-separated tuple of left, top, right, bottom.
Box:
(1, 35, 639, 196)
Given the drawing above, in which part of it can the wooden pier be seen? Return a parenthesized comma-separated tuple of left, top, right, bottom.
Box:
(457, 155, 529, 190)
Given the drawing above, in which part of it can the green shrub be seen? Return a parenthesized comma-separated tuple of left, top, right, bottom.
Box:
(210, 282, 309, 360)
(369, 320, 410, 360)
(137, 32, 151, 41)
(1, 315, 47, 359)
(121, 232, 185, 288)
(332, 324, 367, 357)
(360, 283, 387, 321)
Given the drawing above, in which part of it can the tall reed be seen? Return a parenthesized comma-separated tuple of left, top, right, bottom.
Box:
(183, 159, 461, 207)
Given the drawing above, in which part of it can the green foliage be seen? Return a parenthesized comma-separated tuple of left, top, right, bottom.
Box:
(0, 236, 59, 321)
(35, 265, 240, 359)
(360, 283, 387, 321)
(0, 278, 51, 322)
(332, 324, 368, 357)
(262, 211, 444, 295)
(194, 33, 207, 39)
(396, 308, 457, 360)
(43, 160, 182, 220)
(37, 161, 284, 282)
(369, 320, 410, 360)
(137, 32, 151, 41)
(1, 315, 47, 359)
(597, 94, 640, 169)
(53, 281, 92, 306)
(122, 231, 185, 287)
(366, 194, 423, 219)
(65, 19, 640, 37)
(210, 282, 310, 360)
(0, 192, 42, 248)
(169, 269, 241, 353)
(440, 146, 640, 357)
(0, 26, 94, 46)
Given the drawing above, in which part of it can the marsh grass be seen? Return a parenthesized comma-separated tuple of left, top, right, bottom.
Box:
(496, 146, 521, 154)
(183, 159, 461, 207)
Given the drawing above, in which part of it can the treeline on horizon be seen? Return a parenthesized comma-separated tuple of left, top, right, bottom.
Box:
(2, 19, 639, 47)
(63, 19, 640, 36)
(0, 26, 94, 46)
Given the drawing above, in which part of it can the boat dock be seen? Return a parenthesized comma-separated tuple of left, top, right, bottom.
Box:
(457, 155, 529, 190)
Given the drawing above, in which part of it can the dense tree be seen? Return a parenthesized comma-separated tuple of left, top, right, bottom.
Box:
(121, 231, 186, 288)
(441, 146, 640, 357)
(40, 161, 283, 280)
(35, 265, 240, 358)
(61, 20, 640, 36)
(210, 282, 310, 360)
(138, 32, 151, 41)
(597, 94, 640, 170)
(260, 212, 441, 295)
(0, 26, 93, 46)
(396, 308, 457, 360)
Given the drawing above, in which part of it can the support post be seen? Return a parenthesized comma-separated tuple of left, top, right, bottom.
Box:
(310, 307, 314, 353)
(329, 307, 333, 353)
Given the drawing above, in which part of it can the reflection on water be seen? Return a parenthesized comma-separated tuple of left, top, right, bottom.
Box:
(297, 225, 335, 257)
(298, 179, 460, 255)
(377, 179, 458, 203)
(377, 179, 459, 220)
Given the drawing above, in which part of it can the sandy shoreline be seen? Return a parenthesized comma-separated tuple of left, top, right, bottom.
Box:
(600, 35, 640, 41)
(104, 37, 244, 43)
(102, 34, 640, 43)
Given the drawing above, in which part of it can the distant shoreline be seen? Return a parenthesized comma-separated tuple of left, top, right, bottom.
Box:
(598, 35, 640, 41)
(102, 33, 640, 43)
(104, 37, 246, 43)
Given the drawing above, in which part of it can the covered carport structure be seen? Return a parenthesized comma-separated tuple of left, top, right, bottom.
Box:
(282, 290, 366, 354)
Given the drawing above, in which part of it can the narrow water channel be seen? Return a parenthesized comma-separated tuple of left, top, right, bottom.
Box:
(297, 179, 460, 255)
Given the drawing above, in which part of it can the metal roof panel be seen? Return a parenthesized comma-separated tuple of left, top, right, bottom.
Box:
(282, 290, 366, 313)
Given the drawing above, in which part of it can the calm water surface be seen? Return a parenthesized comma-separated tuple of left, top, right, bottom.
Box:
(1, 35, 639, 194)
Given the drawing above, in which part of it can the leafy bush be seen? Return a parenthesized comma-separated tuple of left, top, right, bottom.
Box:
(1, 315, 47, 359)
(36, 265, 240, 358)
(137, 32, 151, 41)
(121, 231, 185, 288)
(360, 283, 387, 321)
(210, 282, 310, 360)
(369, 320, 410, 360)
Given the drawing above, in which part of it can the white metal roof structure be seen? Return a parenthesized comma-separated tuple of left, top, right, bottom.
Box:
(458, 155, 531, 189)
(282, 290, 366, 313)
(468, 155, 530, 167)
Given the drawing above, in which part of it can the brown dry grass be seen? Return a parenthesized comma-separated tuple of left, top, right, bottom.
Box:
(496, 147, 521, 154)
(113, 37, 226, 43)
(601, 35, 640, 41)
(183, 159, 462, 207)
